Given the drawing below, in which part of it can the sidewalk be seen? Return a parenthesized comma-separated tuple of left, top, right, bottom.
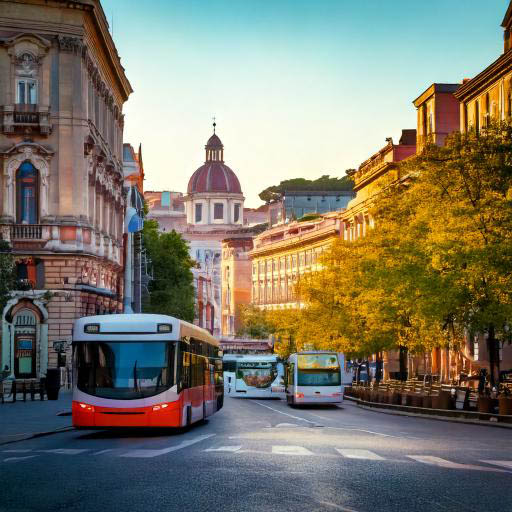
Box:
(0, 390, 73, 445)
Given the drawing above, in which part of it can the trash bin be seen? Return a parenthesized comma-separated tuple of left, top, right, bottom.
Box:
(45, 368, 61, 400)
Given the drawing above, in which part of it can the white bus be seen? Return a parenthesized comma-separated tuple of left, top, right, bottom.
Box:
(285, 351, 344, 406)
(223, 354, 285, 398)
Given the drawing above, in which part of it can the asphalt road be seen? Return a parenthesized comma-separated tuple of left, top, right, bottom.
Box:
(1, 397, 511, 512)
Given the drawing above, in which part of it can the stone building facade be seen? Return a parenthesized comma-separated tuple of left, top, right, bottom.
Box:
(0, 0, 131, 381)
(249, 214, 341, 310)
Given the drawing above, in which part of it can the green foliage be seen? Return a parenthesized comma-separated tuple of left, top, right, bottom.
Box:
(259, 174, 353, 203)
(142, 220, 195, 322)
(236, 304, 274, 339)
(282, 121, 512, 378)
(0, 240, 15, 314)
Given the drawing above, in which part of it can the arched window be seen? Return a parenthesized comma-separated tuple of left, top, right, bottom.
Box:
(16, 161, 39, 224)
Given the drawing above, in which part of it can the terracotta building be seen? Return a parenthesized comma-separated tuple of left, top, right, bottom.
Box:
(413, 84, 460, 152)
(0, 0, 131, 381)
(221, 237, 253, 337)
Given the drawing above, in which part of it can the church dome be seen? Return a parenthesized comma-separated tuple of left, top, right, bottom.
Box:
(187, 129, 242, 195)
(187, 162, 242, 194)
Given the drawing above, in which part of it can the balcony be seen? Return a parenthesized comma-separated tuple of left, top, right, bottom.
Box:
(1, 104, 51, 135)
(10, 224, 43, 240)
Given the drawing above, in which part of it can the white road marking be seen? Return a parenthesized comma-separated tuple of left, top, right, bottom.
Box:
(408, 455, 510, 473)
(39, 449, 88, 455)
(481, 460, 512, 469)
(2, 449, 32, 453)
(336, 449, 385, 460)
(253, 401, 319, 425)
(317, 501, 359, 512)
(92, 449, 115, 455)
(120, 434, 215, 458)
(205, 445, 241, 452)
(272, 445, 314, 456)
(325, 427, 403, 439)
(4, 455, 39, 462)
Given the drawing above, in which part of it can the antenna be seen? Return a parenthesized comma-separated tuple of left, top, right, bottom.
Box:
(212, 116, 216, 133)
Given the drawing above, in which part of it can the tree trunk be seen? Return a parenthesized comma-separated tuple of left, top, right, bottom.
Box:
(375, 352, 383, 383)
(487, 325, 496, 388)
(399, 346, 408, 381)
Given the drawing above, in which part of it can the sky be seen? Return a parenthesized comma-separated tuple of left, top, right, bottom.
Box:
(102, 0, 508, 207)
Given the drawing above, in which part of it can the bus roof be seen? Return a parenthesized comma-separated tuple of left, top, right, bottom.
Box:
(73, 314, 218, 347)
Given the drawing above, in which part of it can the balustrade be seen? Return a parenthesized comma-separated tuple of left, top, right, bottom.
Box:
(10, 224, 43, 240)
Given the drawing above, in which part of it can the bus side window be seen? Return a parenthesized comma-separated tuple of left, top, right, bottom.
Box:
(181, 352, 190, 390)
(289, 363, 295, 386)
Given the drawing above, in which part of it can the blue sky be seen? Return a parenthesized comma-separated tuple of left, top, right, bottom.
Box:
(102, 0, 508, 206)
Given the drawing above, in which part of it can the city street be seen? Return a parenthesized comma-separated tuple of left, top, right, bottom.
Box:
(1, 397, 511, 512)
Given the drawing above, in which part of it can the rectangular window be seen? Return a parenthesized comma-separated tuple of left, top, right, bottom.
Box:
(214, 203, 224, 220)
(195, 203, 202, 222)
(16, 79, 37, 105)
(234, 203, 240, 223)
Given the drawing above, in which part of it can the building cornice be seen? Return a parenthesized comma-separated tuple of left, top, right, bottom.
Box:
(454, 50, 512, 102)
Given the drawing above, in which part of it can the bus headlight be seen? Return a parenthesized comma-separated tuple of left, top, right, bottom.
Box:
(79, 403, 94, 412)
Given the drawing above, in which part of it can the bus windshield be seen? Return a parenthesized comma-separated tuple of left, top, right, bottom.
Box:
(236, 361, 277, 389)
(297, 354, 341, 387)
(297, 354, 339, 370)
(74, 341, 175, 399)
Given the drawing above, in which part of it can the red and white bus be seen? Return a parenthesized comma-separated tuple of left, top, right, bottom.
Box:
(72, 314, 223, 428)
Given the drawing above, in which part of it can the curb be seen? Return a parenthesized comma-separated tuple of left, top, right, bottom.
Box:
(344, 395, 512, 430)
(0, 426, 75, 446)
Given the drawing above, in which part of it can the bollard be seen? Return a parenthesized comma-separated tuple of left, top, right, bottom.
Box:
(22, 381, 27, 402)
(30, 381, 35, 401)
(12, 380, 16, 403)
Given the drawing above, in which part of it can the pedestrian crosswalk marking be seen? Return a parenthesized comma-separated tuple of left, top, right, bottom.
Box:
(205, 445, 242, 452)
(480, 460, 512, 469)
(336, 449, 384, 460)
(40, 449, 88, 455)
(120, 433, 215, 458)
(272, 445, 313, 456)
(3, 449, 32, 453)
(407, 455, 510, 473)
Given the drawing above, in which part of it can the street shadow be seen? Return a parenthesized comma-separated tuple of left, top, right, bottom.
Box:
(73, 419, 210, 441)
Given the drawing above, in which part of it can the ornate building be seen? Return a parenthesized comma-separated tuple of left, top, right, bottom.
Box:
(0, 0, 131, 381)
(147, 125, 255, 337)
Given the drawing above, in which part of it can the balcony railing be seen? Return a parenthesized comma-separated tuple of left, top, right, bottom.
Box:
(10, 224, 43, 240)
(1, 104, 51, 135)
(13, 104, 39, 125)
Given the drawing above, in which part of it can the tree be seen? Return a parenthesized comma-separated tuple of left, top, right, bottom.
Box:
(142, 220, 195, 322)
(0, 240, 15, 315)
(295, 121, 512, 384)
(259, 174, 353, 203)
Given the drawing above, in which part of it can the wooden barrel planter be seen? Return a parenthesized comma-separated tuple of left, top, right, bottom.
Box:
(477, 395, 493, 413)
(438, 390, 454, 410)
(410, 394, 423, 407)
(378, 391, 389, 404)
(390, 391, 401, 405)
(422, 395, 432, 408)
(499, 396, 512, 416)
